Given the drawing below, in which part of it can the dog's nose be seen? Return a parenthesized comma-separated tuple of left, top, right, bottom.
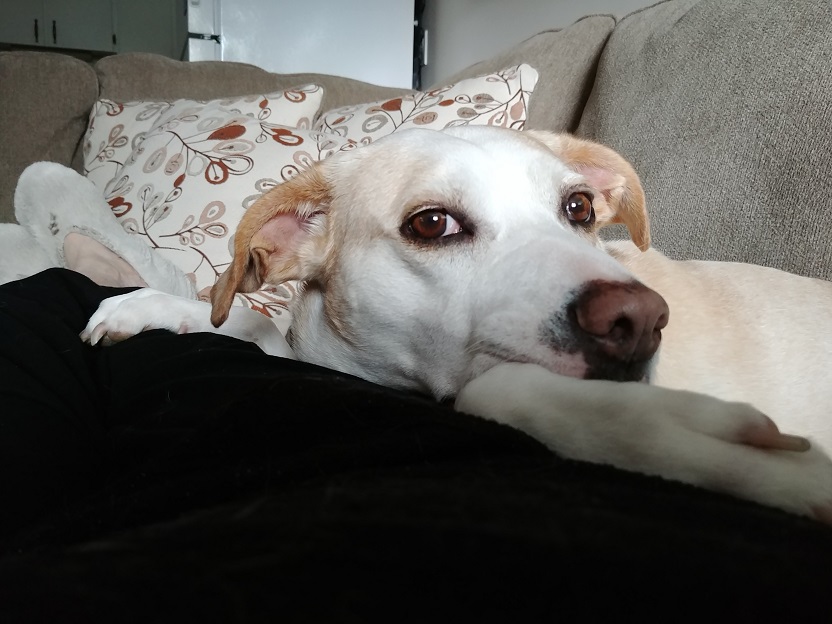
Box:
(573, 280, 669, 363)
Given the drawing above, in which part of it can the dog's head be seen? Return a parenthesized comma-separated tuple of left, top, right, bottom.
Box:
(211, 127, 667, 399)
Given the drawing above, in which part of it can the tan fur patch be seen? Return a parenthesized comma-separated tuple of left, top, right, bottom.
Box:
(210, 166, 332, 327)
(524, 130, 651, 251)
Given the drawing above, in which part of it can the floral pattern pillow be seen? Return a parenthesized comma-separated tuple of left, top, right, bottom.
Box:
(81, 65, 539, 332)
(85, 94, 348, 333)
(83, 86, 324, 191)
(315, 64, 538, 143)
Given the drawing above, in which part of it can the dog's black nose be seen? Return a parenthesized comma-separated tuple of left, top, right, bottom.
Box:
(573, 280, 669, 364)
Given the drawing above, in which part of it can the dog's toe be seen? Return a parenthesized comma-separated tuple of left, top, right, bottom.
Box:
(736, 415, 812, 452)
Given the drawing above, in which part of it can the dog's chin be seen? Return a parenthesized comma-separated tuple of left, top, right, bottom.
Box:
(466, 349, 653, 390)
(584, 360, 653, 384)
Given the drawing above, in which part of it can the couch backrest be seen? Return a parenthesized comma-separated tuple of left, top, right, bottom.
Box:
(0, 51, 407, 224)
(442, 15, 615, 134)
(94, 53, 408, 118)
(0, 52, 98, 223)
(578, 0, 832, 280)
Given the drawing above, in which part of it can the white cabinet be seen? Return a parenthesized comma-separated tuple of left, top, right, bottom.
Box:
(0, 0, 114, 52)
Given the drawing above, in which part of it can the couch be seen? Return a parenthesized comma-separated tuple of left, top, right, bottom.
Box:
(1, 0, 831, 619)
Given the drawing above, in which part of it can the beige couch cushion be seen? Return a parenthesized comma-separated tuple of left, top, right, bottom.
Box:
(442, 15, 615, 134)
(0, 52, 98, 222)
(95, 53, 409, 122)
(578, 0, 832, 280)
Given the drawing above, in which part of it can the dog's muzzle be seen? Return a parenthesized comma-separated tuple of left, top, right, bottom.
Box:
(542, 280, 669, 382)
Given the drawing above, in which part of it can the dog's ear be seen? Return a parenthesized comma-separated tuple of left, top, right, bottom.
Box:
(210, 164, 332, 327)
(524, 130, 651, 251)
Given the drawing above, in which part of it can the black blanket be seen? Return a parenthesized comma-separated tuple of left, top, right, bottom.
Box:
(1, 269, 830, 621)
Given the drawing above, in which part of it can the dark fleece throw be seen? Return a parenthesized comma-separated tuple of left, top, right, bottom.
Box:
(0, 269, 830, 622)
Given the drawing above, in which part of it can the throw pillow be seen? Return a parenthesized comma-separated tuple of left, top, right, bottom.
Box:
(82, 65, 539, 332)
(83, 85, 324, 190)
(315, 64, 538, 143)
(85, 92, 347, 333)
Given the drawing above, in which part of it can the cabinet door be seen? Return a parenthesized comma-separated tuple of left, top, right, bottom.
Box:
(113, 0, 188, 58)
(0, 0, 43, 46)
(44, 0, 114, 52)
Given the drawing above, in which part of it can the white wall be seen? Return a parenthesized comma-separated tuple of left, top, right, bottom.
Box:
(219, 0, 414, 88)
(422, 0, 656, 86)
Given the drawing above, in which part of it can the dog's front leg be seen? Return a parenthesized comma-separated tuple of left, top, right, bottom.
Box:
(455, 363, 832, 523)
(81, 288, 294, 359)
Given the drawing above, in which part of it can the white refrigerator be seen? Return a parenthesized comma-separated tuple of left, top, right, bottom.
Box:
(187, 0, 415, 89)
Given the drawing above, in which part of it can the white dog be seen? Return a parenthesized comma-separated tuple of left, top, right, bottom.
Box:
(81, 126, 832, 522)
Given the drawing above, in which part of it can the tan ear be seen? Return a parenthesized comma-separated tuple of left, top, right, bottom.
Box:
(524, 130, 651, 251)
(210, 164, 332, 327)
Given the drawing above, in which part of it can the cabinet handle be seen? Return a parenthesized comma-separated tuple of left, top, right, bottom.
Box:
(52, 20, 57, 44)
(34, 19, 39, 43)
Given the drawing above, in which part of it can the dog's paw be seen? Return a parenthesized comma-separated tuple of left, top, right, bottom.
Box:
(456, 363, 832, 524)
(81, 288, 204, 346)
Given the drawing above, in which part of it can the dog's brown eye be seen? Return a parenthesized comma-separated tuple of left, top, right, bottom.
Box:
(564, 192, 594, 225)
(407, 209, 462, 239)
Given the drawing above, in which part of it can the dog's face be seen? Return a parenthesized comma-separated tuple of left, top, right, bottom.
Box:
(211, 127, 667, 400)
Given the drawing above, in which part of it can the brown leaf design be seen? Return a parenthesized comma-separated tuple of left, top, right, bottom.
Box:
(165, 153, 184, 175)
(107, 196, 132, 217)
(271, 128, 303, 146)
(203, 223, 228, 238)
(174, 173, 186, 188)
(284, 90, 307, 103)
(199, 201, 225, 224)
(105, 102, 124, 116)
(413, 112, 438, 125)
(381, 98, 403, 112)
(207, 124, 246, 141)
(205, 161, 230, 185)
(439, 99, 454, 107)
(510, 98, 525, 120)
(108, 124, 124, 142)
(165, 186, 182, 202)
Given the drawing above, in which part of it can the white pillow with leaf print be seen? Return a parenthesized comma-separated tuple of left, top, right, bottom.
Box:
(101, 104, 350, 333)
(315, 64, 538, 143)
(83, 85, 324, 190)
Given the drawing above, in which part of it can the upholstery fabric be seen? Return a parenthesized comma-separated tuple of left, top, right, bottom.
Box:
(94, 53, 409, 126)
(442, 15, 615, 134)
(578, 0, 832, 280)
(0, 52, 98, 222)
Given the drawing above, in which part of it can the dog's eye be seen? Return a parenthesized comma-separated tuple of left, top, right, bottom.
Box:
(563, 192, 594, 225)
(406, 209, 463, 239)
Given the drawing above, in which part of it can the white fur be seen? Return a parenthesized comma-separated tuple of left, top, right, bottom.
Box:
(80, 127, 832, 522)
